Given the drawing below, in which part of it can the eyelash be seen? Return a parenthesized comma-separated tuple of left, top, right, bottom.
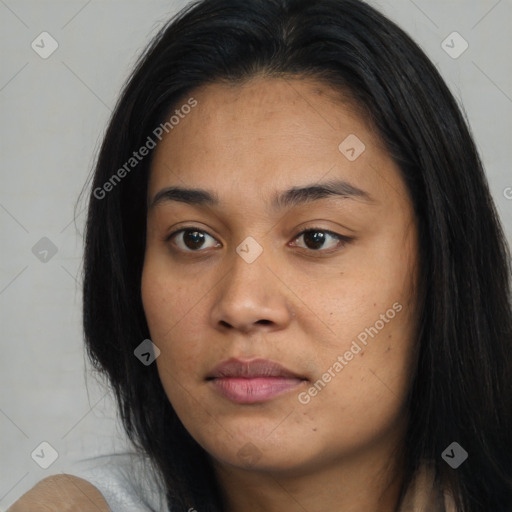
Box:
(165, 226, 352, 255)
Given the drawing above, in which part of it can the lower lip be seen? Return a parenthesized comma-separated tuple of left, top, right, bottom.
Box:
(210, 377, 305, 404)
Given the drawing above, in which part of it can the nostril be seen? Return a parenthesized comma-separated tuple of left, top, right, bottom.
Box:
(256, 319, 271, 325)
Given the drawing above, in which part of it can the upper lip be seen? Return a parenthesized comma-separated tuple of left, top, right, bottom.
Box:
(207, 358, 307, 380)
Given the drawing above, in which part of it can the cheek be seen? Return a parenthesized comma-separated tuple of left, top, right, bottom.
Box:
(141, 255, 201, 341)
(141, 258, 209, 388)
(292, 244, 418, 432)
(296, 314, 416, 452)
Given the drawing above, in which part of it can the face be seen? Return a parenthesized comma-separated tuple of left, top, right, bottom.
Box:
(141, 77, 419, 477)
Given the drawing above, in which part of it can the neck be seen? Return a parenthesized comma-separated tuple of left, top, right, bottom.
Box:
(212, 438, 406, 512)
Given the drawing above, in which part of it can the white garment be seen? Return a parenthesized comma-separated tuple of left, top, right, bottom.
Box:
(67, 452, 169, 512)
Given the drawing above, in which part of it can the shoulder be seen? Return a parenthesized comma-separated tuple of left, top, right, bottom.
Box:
(398, 464, 457, 512)
(7, 473, 110, 512)
(64, 452, 169, 511)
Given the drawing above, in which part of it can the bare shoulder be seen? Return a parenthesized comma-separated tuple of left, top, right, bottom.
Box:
(7, 473, 111, 512)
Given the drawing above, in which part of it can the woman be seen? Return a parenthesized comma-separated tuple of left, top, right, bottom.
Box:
(9, 0, 512, 510)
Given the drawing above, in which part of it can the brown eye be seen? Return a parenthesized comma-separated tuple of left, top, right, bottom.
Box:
(302, 230, 327, 250)
(293, 229, 348, 252)
(182, 230, 206, 250)
(168, 228, 220, 252)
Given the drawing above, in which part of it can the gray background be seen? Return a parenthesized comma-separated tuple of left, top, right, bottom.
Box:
(1, 0, 511, 509)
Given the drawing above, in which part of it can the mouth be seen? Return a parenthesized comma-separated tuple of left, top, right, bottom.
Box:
(206, 358, 308, 404)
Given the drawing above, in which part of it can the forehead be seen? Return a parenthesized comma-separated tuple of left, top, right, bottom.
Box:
(147, 77, 406, 211)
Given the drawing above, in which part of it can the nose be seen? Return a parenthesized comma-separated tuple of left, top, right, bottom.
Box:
(210, 247, 294, 334)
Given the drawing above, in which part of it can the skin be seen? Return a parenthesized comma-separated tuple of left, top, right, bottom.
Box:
(141, 76, 421, 512)
(6, 474, 111, 511)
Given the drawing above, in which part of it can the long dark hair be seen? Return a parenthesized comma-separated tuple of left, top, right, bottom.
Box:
(80, 0, 512, 510)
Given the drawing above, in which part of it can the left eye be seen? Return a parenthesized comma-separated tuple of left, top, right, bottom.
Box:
(291, 229, 348, 252)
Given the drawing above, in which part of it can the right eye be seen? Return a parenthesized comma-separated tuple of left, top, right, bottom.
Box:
(166, 227, 221, 252)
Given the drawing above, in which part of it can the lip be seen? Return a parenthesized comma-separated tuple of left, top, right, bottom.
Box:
(207, 358, 307, 404)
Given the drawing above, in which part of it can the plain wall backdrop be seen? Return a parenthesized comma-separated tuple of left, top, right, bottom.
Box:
(1, 0, 511, 509)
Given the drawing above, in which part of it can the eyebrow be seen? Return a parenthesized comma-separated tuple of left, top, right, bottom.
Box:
(148, 179, 373, 211)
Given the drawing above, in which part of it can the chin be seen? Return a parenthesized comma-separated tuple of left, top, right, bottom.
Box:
(202, 429, 326, 475)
